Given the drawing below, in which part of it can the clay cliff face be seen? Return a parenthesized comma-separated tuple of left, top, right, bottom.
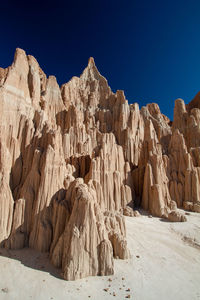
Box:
(0, 48, 199, 280)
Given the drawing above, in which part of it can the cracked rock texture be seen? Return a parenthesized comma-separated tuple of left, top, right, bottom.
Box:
(0, 48, 199, 280)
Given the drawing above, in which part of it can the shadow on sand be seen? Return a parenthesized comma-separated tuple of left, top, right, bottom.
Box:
(0, 247, 63, 280)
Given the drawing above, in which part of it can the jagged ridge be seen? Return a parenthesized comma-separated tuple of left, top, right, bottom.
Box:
(0, 48, 199, 280)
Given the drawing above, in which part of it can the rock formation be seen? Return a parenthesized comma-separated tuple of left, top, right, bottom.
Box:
(0, 48, 199, 280)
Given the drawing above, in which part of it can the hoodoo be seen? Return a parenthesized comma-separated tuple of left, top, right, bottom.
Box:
(0, 49, 199, 280)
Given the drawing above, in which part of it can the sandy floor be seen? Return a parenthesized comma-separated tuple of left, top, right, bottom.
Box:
(0, 210, 200, 300)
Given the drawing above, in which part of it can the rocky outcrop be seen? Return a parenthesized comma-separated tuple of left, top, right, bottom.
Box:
(0, 48, 199, 280)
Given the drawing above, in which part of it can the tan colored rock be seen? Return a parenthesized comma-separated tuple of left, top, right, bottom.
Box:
(0, 48, 199, 280)
(193, 203, 200, 213)
(183, 201, 194, 211)
(168, 210, 187, 222)
(123, 206, 140, 217)
(57, 182, 115, 280)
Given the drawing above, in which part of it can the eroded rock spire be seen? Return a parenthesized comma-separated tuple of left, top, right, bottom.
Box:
(0, 48, 199, 280)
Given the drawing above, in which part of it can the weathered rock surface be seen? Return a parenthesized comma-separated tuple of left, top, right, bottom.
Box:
(0, 48, 199, 280)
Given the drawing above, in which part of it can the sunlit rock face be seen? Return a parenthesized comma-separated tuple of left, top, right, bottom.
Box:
(0, 48, 199, 280)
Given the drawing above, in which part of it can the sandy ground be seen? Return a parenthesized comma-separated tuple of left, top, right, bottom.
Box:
(0, 210, 200, 300)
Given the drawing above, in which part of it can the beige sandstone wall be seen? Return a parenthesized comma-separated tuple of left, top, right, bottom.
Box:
(0, 48, 199, 280)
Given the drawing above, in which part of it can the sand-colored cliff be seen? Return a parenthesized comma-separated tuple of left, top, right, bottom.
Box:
(0, 48, 199, 280)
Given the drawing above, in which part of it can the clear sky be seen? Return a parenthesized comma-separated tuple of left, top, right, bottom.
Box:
(1, 0, 200, 119)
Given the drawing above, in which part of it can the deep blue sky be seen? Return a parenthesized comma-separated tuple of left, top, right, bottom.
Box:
(1, 0, 200, 119)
